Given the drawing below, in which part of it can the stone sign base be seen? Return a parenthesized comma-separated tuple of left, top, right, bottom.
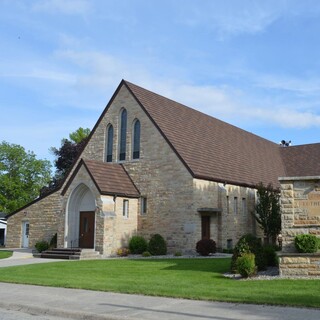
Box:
(279, 252, 320, 277)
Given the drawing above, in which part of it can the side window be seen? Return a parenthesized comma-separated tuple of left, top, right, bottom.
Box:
(132, 119, 141, 159)
(119, 109, 127, 161)
(234, 197, 238, 214)
(106, 125, 113, 162)
(123, 199, 129, 218)
(140, 197, 147, 215)
(242, 198, 247, 215)
(226, 195, 229, 214)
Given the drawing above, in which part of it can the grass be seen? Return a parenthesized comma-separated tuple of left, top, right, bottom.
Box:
(0, 250, 12, 259)
(0, 258, 319, 308)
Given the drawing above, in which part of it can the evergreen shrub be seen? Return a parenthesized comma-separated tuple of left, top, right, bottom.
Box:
(35, 240, 49, 253)
(196, 239, 217, 256)
(50, 233, 57, 249)
(148, 234, 167, 255)
(231, 234, 266, 273)
(236, 253, 257, 278)
(294, 234, 319, 253)
(129, 235, 148, 254)
(263, 245, 279, 267)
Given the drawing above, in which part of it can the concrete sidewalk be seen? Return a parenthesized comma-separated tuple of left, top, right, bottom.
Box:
(0, 248, 64, 267)
(0, 283, 319, 320)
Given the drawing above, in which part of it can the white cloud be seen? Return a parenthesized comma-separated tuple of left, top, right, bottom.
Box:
(256, 74, 320, 96)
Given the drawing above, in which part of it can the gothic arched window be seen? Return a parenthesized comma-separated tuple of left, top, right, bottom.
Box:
(119, 109, 127, 161)
(132, 119, 140, 159)
(106, 124, 113, 162)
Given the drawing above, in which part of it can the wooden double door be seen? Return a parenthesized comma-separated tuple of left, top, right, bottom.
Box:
(79, 211, 95, 248)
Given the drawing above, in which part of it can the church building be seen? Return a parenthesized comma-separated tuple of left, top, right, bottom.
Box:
(6, 80, 320, 255)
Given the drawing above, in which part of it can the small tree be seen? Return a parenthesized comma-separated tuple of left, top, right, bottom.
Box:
(255, 183, 281, 245)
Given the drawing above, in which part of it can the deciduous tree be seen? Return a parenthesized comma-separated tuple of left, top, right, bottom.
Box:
(0, 141, 52, 213)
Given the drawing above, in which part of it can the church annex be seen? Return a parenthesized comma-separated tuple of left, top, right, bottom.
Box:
(6, 80, 320, 255)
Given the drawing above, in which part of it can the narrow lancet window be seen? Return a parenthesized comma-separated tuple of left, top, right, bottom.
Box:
(133, 119, 140, 159)
(119, 109, 127, 161)
(106, 125, 113, 162)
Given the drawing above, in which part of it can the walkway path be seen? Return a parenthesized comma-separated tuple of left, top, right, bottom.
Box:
(0, 282, 319, 320)
(0, 248, 63, 267)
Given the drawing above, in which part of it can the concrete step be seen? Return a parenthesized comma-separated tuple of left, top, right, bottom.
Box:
(36, 248, 101, 260)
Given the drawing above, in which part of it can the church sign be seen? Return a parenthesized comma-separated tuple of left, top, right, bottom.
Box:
(296, 189, 320, 218)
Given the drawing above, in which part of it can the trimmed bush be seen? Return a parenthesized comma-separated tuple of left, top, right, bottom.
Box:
(231, 234, 266, 273)
(117, 248, 130, 256)
(263, 245, 279, 267)
(35, 240, 49, 253)
(129, 235, 148, 254)
(236, 253, 256, 278)
(196, 239, 217, 256)
(142, 251, 151, 257)
(148, 234, 167, 255)
(294, 234, 319, 253)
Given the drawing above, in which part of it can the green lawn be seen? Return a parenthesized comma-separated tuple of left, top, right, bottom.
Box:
(0, 258, 319, 308)
(0, 250, 12, 259)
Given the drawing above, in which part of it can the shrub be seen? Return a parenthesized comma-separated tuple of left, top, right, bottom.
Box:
(196, 239, 217, 256)
(231, 234, 266, 273)
(148, 234, 167, 255)
(236, 253, 257, 278)
(35, 240, 49, 253)
(117, 248, 130, 257)
(129, 235, 148, 254)
(294, 234, 319, 253)
(50, 233, 57, 249)
(174, 251, 182, 257)
(263, 245, 279, 267)
(142, 251, 151, 257)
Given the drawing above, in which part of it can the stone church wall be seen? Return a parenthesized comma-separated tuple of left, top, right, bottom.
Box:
(280, 177, 320, 253)
(6, 191, 62, 248)
(279, 177, 320, 277)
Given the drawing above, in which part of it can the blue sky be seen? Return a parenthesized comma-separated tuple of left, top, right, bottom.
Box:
(1, 0, 320, 164)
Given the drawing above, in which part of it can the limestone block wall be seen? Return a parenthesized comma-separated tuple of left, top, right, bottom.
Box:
(102, 196, 138, 256)
(280, 177, 320, 253)
(6, 191, 62, 248)
(192, 180, 259, 249)
(279, 253, 320, 277)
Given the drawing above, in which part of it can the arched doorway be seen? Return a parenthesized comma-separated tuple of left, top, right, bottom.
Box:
(65, 183, 96, 248)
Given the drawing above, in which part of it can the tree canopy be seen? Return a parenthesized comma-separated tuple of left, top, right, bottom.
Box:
(0, 141, 52, 214)
(40, 127, 91, 196)
(69, 127, 91, 144)
(255, 182, 281, 244)
(50, 127, 90, 179)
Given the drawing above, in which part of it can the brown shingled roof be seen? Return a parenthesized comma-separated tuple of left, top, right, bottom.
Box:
(62, 159, 140, 198)
(124, 81, 287, 187)
(280, 143, 320, 177)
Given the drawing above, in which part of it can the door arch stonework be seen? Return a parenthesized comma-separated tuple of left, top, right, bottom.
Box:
(65, 183, 96, 248)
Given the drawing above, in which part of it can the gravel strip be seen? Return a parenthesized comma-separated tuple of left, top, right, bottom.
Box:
(224, 267, 320, 280)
